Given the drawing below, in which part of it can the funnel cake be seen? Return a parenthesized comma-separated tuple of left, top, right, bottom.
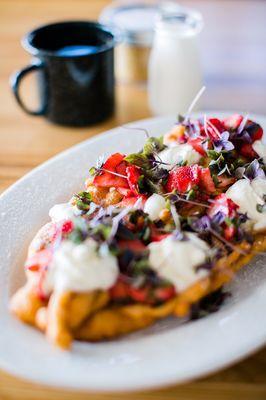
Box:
(10, 114, 266, 349)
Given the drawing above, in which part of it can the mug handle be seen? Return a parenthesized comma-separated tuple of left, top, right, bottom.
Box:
(10, 59, 46, 116)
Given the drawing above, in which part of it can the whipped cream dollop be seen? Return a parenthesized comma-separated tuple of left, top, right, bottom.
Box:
(148, 233, 210, 292)
(252, 140, 266, 164)
(158, 144, 201, 171)
(49, 202, 81, 222)
(226, 178, 266, 231)
(144, 193, 166, 220)
(43, 239, 119, 294)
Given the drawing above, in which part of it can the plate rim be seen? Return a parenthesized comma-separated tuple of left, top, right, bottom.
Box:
(1, 111, 266, 392)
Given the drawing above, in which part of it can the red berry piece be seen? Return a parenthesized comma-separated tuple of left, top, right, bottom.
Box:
(200, 168, 216, 193)
(126, 165, 141, 195)
(208, 193, 238, 219)
(62, 220, 74, 234)
(93, 153, 129, 188)
(240, 143, 258, 159)
(25, 249, 53, 271)
(187, 137, 206, 156)
(166, 165, 200, 193)
(223, 114, 243, 131)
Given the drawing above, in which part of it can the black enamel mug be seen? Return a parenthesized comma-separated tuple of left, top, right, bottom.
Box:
(10, 21, 116, 126)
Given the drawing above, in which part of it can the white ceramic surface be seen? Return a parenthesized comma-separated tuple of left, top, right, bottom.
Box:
(1, 114, 266, 392)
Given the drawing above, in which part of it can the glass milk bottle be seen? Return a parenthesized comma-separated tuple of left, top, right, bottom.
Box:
(148, 8, 204, 115)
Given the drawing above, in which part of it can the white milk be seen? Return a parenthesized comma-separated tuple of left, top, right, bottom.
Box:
(148, 9, 203, 115)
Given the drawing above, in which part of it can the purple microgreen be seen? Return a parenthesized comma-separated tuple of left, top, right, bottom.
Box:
(96, 154, 105, 169)
(196, 261, 214, 272)
(190, 288, 231, 320)
(230, 116, 253, 143)
(213, 131, 234, 152)
(238, 213, 249, 224)
(152, 159, 171, 167)
(133, 197, 144, 210)
(202, 138, 210, 152)
(203, 114, 209, 138)
(185, 86, 206, 122)
(207, 119, 222, 139)
(109, 206, 132, 240)
(185, 118, 201, 138)
(237, 114, 249, 135)
(90, 164, 127, 179)
(153, 153, 172, 167)
(245, 159, 265, 180)
(217, 163, 232, 176)
(186, 189, 196, 200)
(234, 129, 252, 143)
(121, 125, 150, 139)
(101, 168, 127, 178)
(190, 215, 247, 255)
(166, 192, 211, 208)
(172, 229, 186, 241)
(208, 227, 247, 255)
(211, 210, 225, 225)
(73, 191, 92, 212)
(178, 114, 185, 123)
(89, 205, 115, 227)
(256, 203, 266, 213)
(86, 202, 99, 216)
(235, 166, 245, 179)
(143, 137, 165, 156)
(170, 204, 181, 229)
(191, 215, 211, 232)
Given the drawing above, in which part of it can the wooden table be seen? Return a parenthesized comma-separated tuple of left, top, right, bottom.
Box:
(0, 0, 266, 399)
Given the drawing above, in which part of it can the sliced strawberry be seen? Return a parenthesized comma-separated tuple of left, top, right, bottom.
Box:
(187, 137, 206, 156)
(119, 239, 146, 252)
(208, 193, 238, 219)
(103, 153, 125, 170)
(151, 233, 171, 242)
(246, 120, 263, 142)
(110, 277, 175, 304)
(25, 248, 53, 271)
(93, 153, 129, 188)
(150, 225, 171, 242)
(200, 168, 216, 193)
(110, 278, 150, 303)
(209, 118, 225, 134)
(94, 173, 129, 188)
(126, 165, 141, 195)
(166, 165, 200, 193)
(116, 160, 128, 176)
(109, 279, 129, 300)
(224, 225, 236, 241)
(128, 286, 150, 303)
(223, 114, 243, 131)
(150, 226, 171, 242)
(154, 286, 176, 301)
(252, 125, 263, 141)
(240, 143, 258, 159)
(62, 220, 74, 234)
(201, 118, 225, 141)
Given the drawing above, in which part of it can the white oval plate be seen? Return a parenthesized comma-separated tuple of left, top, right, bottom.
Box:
(1, 114, 266, 392)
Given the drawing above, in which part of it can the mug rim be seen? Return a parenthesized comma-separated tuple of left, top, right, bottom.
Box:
(22, 20, 119, 58)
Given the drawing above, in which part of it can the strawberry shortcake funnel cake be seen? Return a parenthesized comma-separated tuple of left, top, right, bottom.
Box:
(10, 113, 266, 349)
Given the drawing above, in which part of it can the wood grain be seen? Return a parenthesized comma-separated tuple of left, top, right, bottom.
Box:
(0, 0, 266, 399)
